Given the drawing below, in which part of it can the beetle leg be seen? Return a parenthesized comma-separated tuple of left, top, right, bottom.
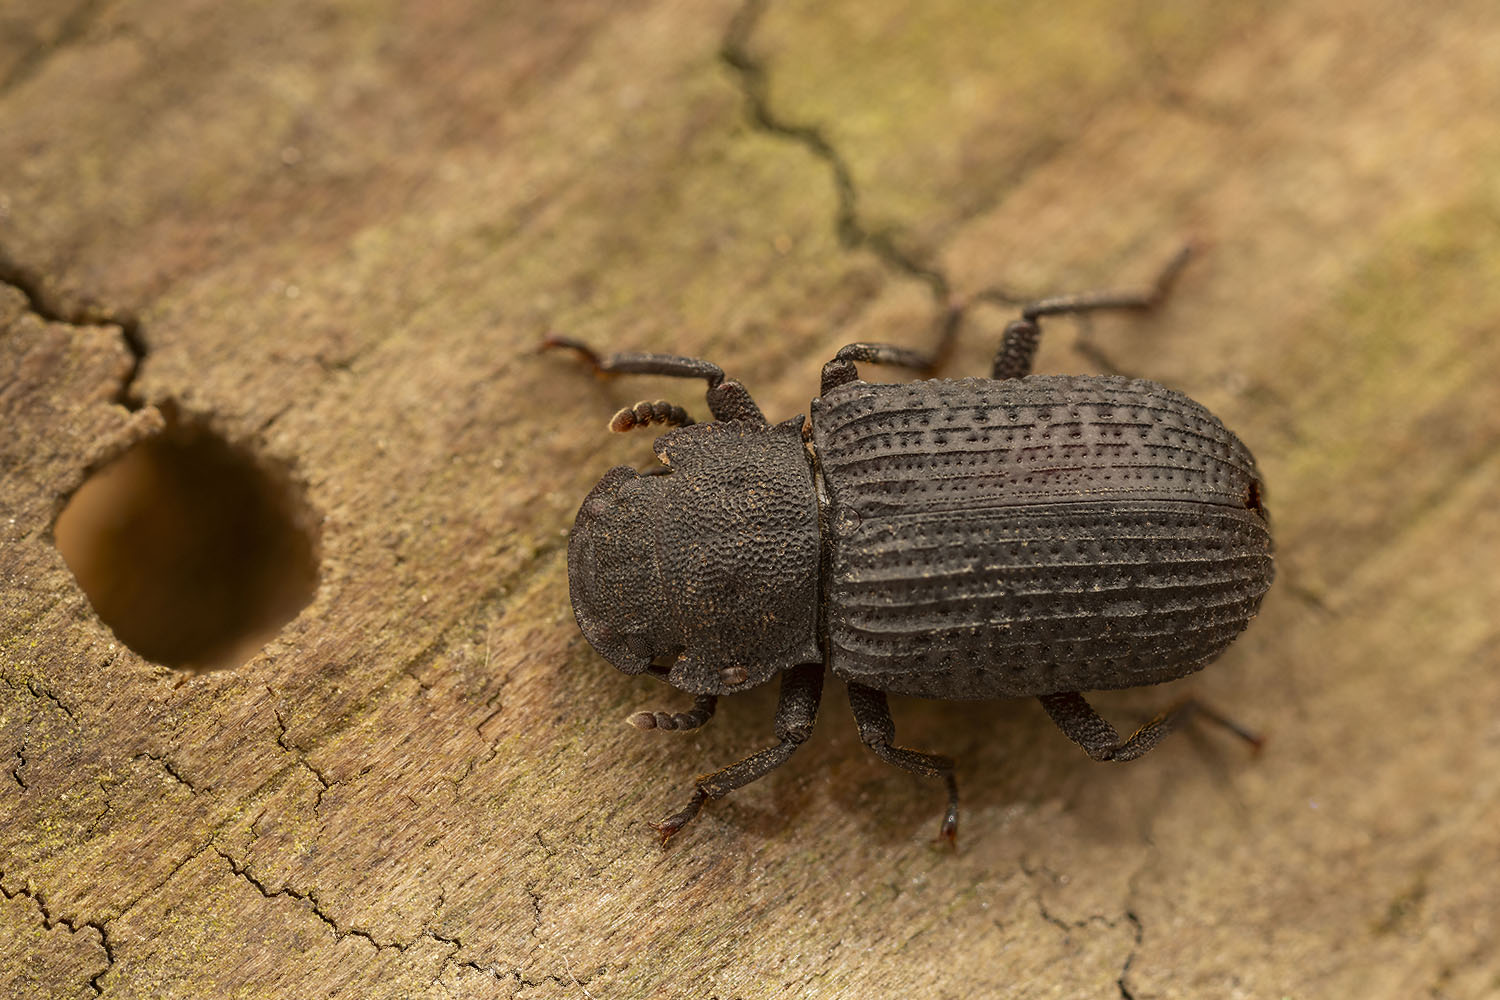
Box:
(626, 693, 717, 732)
(821, 303, 966, 392)
(1038, 691, 1264, 762)
(823, 343, 932, 389)
(990, 319, 1043, 381)
(704, 379, 765, 423)
(1019, 244, 1192, 323)
(651, 663, 823, 845)
(985, 244, 1194, 380)
(540, 335, 767, 424)
(828, 325, 954, 395)
(846, 682, 960, 845)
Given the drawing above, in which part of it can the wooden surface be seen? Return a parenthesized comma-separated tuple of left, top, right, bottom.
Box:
(4, 1, 1499, 997)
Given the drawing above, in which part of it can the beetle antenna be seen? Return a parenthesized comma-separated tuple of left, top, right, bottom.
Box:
(610, 400, 695, 434)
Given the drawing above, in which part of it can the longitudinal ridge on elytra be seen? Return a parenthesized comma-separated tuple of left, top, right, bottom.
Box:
(813, 375, 1272, 699)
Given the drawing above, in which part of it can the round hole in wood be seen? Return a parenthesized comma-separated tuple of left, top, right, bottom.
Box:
(54, 404, 320, 671)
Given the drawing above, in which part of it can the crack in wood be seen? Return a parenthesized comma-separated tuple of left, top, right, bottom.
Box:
(427, 946, 606, 998)
(0, 241, 147, 409)
(1116, 845, 1157, 1000)
(0, 868, 115, 994)
(213, 843, 589, 993)
(87, 920, 115, 996)
(1116, 910, 1145, 1000)
(0, 672, 81, 725)
(1020, 853, 1151, 997)
(715, 0, 1054, 379)
(718, 0, 1105, 324)
(43, 616, 535, 935)
(94, 842, 217, 931)
(83, 797, 114, 839)
(716, 0, 1199, 383)
(213, 847, 405, 953)
(133, 750, 202, 795)
(719, 0, 949, 303)
(267, 687, 335, 811)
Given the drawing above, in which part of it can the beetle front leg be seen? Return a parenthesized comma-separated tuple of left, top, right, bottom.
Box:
(847, 682, 960, 845)
(540, 335, 766, 424)
(651, 663, 824, 845)
(1039, 691, 1263, 762)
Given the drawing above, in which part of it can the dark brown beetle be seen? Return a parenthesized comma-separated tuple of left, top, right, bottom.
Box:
(545, 251, 1273, 844)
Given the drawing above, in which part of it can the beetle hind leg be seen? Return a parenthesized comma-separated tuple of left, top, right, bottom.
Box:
(847, 682, 960, 845)
(1039, 691, 1263, 762)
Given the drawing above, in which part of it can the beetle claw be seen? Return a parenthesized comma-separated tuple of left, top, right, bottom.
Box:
(651, 791, 707, 847)
(935, 811, 959, 850)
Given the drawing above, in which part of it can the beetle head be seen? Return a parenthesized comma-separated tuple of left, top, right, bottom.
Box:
(567, 465, 671, 676)
(567, 419, 822, 694)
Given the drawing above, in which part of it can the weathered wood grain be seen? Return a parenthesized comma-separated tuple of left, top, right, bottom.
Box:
(3, 0, 1498, 997)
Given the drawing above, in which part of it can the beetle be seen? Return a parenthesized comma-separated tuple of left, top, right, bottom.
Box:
(543, 249, 1273, 844)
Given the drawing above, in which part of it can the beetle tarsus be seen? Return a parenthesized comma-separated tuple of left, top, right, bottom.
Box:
(705, 380, 767, 424)
(936, 808, 959, 850)
(652, 791, 708, 846)
(1017, 243, 1194, 323)
(991, 319, 1041, 380)
(539, 333, 605, 371)
(820, 358, 860, 395)
(821, 341, 937, 390)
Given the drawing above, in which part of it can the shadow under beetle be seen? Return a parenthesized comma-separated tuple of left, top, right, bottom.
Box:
(544, 249, 1274, 845)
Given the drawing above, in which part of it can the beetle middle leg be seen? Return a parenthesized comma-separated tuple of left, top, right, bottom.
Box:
(540, 335, 766, 423)
(847, 682, 960, 844)
(819, 304, 965, 393)
(988, 245, 1193, 379)
(1038, 691, 1263, 762)
(651, 663, 824, 845)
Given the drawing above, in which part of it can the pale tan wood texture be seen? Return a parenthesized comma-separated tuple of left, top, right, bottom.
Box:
(3, 1, 1498, 997)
